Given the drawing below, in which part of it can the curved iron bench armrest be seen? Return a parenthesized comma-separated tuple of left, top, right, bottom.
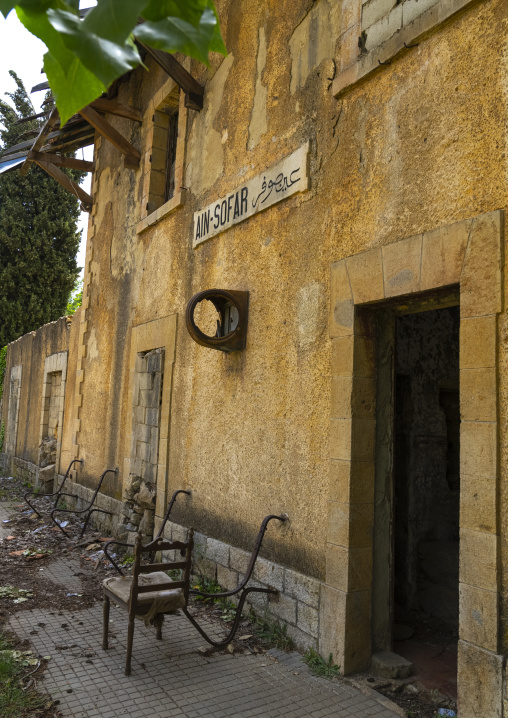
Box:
(155, 489, 191, 539)
(101, 489, 191, 574)
(24, 459, 84, 518)
(102, 539, 134, 575)
(184, 513, 288, 648)
(50, 467, 117, 538)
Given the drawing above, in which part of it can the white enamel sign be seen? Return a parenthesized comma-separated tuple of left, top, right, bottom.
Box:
(193, 142, 310, 247)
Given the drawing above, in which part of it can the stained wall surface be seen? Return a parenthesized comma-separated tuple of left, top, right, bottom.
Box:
(75, 0, 508, 571)
(0, 316, 75, 473)
(2, 0, 508, 713)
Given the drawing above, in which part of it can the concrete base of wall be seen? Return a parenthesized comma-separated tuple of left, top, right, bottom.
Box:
(156, 516, 322, 653)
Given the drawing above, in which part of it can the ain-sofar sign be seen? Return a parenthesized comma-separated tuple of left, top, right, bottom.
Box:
(193, 142, 310, 247)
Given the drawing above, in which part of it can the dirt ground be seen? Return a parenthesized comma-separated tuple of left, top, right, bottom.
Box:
(0, 474, 456, 718)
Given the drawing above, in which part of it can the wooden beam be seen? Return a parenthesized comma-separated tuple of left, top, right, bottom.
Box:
(90, 98, 142, 123)
(138, 42, 204, 110)
(31, 81, 50, 93)
(35, 159, 93, 211)
(0, 150, 29, 162)
(19, 107, 59, 177)
(15, 110, 50, 125)
(184, 91, 204, 112)
(28, 151, 94, 172)
(78, 105, 140, 168)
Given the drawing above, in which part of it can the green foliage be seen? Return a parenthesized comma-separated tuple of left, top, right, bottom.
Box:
(0, 345, 6, 404)
(66, 278, 82, 316)
(191, 575, 238, 621)
(302, 648, 340, 679)
(0, 632, 46, 717)
(0, 73, 82, 347)
(219, 600, 237, 622)
(192, 575, 223, 602)
(120, 554, 135, 567)
(250, 611, 295, 652)
(166, 568, 183, 580)
(2, 1, 227, 125)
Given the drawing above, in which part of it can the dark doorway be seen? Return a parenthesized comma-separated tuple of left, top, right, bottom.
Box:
(392, 305, 460, 698)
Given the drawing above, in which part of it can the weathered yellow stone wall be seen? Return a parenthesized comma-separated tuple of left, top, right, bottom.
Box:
(0, 0, 505, 707)
(75, 0, 508, 582)
(1, 316, 73, 469)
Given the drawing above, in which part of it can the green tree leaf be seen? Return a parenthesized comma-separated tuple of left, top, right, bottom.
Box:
(142, 0, 210, 24)
(8, 0, 226, 127)
(17, 6, 75, 74)
(82, 0, 149, 44)
(0, 1, 16, 16)
(44, 51, 105, 126)
(134, 7, 225, 65)
(47, 9, 141, 87)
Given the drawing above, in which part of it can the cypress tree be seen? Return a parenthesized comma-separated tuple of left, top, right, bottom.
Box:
(0, 71, 82, 347)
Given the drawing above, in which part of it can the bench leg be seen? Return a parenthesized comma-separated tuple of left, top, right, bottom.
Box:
(80, 510, 92, 538)
(125, 615, 135, 676)
(154, 614, 164, 640)
(102, 595, 110, 650)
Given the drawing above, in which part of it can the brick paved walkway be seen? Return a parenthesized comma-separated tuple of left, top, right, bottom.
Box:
(7, 558, 402, 718)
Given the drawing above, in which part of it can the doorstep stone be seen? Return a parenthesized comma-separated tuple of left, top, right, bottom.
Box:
(371, 651, 413, 678)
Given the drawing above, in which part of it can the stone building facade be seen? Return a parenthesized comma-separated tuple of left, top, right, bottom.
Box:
(2, 0, 508, 715)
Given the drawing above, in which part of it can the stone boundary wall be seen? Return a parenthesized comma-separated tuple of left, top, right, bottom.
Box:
(64, 480, 122, 536)
(160, 519, 321, 652)
(12, 457, 37, 485)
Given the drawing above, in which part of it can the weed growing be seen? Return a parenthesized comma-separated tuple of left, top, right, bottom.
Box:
(302, 648, 340, 679)
(192, 575, 223, 602)
(166, 568, 183, 580)
(0, 632, 46, 717)
(250, 611, 295, 652)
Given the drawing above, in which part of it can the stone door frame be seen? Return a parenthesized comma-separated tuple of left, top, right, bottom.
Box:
(123, 314, 177, 525)
(39, 352, 68, 476)
(322, 210, 503, 711)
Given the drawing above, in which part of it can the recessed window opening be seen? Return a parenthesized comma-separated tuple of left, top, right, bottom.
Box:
(164, 110, 179, 203)
(147, 88, 180, 215)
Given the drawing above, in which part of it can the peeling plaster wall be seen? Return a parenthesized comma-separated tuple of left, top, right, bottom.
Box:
(289, 0, 342, 94)
(2, 0, 508, 700)
(248, 27, 268, 149)
(55, 0, 508, 623)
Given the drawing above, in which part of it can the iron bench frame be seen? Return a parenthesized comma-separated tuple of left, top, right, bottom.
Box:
(50, 467, 118, 538)
(183, 513, 287, 648)
(102, 488, 191, 574)
(24, 458, 83, 518)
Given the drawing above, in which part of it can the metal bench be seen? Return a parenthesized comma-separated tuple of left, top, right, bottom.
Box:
(183, 513, 287, 648)
(102, 488, 191, 574)
(101, 513, 287, 674)
(24, 458, 83, 518)
(50, 467, 118, 538)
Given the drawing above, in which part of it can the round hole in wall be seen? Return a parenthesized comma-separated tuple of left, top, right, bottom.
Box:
(192, 298, 223, 338)
(185, 289, 249, 352)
